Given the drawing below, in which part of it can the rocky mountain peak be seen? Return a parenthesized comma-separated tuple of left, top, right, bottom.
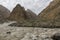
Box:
(8, 4, 27, 21)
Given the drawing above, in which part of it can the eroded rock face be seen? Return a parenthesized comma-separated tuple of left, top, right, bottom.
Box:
(38, 0, 60, 20)
(8, 4, 38, 27)
(8, 4, 37, 21)
(26, 9, 37, 20)
(38, 0, 60, 26)
(8, 4, 27, 21)
(0, 5, 10, 18)
(0, 5, 10, 23)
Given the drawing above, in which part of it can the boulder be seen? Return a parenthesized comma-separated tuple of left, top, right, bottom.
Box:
(51, 33, 60, 40)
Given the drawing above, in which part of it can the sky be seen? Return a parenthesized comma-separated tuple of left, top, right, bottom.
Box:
(0, 0, 53, 15)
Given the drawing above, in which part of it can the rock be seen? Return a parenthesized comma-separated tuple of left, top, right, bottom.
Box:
(26, 9, 37, 20)
(6, 31, 11, 34)
(8, 4, 37, 21)
(8, 4, 38, 27)
(8, 4, 27, 21)
(0, 5, 10, 18)
(51, 33, 60, 40)
(38, 0, 60, 20)
(0, 5, 10, 23)
(38, 0, 60, 27)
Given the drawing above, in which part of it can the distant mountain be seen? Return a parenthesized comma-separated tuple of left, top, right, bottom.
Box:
(8, 4, 38, 26)
(0, 5, 10, 19)
(8, 4, 28, 21)
(26, 9, 37, 19)
(38, 0, 60, 20)
(0, 5, 10, 23)
(38, 0, 60, 26)
(8, 4, 37, 21)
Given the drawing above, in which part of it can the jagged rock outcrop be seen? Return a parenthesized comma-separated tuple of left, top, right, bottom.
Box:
(38, 0, 60, 27)
(0, 5, 10, 23)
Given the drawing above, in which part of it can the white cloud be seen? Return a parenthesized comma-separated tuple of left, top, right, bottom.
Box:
(0, 0, 53, 15)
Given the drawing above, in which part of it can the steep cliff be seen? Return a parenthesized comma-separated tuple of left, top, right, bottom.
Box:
(38, 0, 60, 26)
(0, 5, 10, 23)
(38, 0, 60, 20)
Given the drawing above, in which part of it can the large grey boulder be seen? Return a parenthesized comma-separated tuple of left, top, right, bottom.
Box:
(51, 33, 60, 40)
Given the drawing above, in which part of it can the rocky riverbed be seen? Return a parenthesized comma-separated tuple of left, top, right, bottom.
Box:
(0, 21, 60, 40)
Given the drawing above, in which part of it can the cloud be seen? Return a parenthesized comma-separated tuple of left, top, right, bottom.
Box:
(0, 0, 53, 14)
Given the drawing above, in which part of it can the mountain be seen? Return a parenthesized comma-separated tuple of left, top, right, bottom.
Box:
(8, 4, 38, 26)
(38, 0, 60, 26)
(26, 9, 37, 19)
(0, 5, 10, 19)
(38, 0, 60, 20)
(8, 4, 28, 21)
(0, 5, 10, 23)
(8, 4, 37, 21)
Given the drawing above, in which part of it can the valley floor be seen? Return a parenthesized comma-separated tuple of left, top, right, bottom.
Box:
(0, 21, 60, 40)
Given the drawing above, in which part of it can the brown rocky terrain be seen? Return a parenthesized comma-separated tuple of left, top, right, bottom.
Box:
(8, 4, 37, 21)
(38, 0, 60, 20)
(8, 4, 27, 21)
(26, 9, 37, 20)
(7, 0, 60, 27)
(8, 4, 38, 27)
(38, 0, 60, 27)
(0, 5, 10, 23)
